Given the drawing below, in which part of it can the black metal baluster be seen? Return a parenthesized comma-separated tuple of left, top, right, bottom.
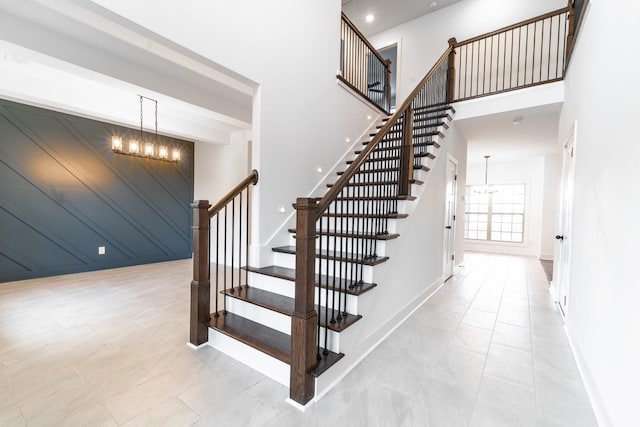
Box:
(323, 212, 330, 355)
(230, 197, 235, 293)
(214, 213, 219, 317)
(246, 187, 250, 287)
(317, 213, 322, 361)
(556, 14, 561, 78)
(330, 201, 337, 325)
(238, 192, 242, 292)
(223, 206, 228, 313)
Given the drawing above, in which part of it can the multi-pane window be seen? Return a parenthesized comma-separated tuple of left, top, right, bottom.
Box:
(464, 184, 526, 243)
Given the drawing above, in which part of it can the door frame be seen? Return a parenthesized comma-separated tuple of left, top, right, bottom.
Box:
(553, 121, 577, 316)
(443, 154, 459, 281)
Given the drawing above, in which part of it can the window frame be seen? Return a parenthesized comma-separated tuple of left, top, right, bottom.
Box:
(464, 183, 527, 244)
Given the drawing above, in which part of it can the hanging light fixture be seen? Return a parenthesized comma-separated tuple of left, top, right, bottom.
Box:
(111, 95, 180, 163)
(474, 155, 498, 194)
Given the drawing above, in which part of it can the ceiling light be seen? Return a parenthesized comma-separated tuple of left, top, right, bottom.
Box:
(513, 116, 523, 125)
(111, 95, 180, 162)
(429, 1, 438, 8)
(365, 14, 375, 23)
(474, 156, 498, 194)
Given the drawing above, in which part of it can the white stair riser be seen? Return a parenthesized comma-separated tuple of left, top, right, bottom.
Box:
(223, 297, 342, 353)
(246, 272, 360, 311)
(320, 238, 387, 257)
(317, 217, 399, 234)
(207, 329, 290, 387)
(321, 200, 410, 215)
(272, 252, 375, 282)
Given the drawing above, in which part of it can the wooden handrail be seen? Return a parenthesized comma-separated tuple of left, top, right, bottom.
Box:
(455, 7, 570, 47)
(317, 46, 452, 215)
(208, 169, 259, 218)
(341, 12, 387, 65)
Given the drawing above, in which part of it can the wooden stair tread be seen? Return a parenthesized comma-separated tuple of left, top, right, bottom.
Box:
(208, 311, 343, 376)
(347, 153, 435, 164)
(223, 286, 362, 332)
(244, 265, 377, 295)
(209, 311, 291, 364)
(334, 195, 416, 201)
(287, 227, 400, 240)
(326, 179, 422, 188)
(356, 141, 439, 154)
(322, 212, 408, 219)
(413, 104, 456, 114)
(338, 166, 427, 176)
(377, 121, 445, 130)
(272, 245, 389, 266)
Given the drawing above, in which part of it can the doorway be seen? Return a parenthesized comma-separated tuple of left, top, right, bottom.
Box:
(553, 122, 576, 316)
(443, 155, 458, 280)
(378, 44, 397, 110)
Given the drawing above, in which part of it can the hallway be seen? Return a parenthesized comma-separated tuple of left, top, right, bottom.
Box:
(0, 253, 597, 426)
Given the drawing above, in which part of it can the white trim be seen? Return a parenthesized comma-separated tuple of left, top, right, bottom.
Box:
(564, 325, 613, 427)
(314, 276, 444, 401)
(336, 78, 387, 114)
(186, 342, 207, 350)
(285, 397, 313, 412)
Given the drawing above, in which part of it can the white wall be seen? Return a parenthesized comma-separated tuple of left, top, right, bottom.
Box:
(317, 120, 469, 393)
(369, 0, 566, 104)
(194, 131, 251, 202)
(540, 152, 560, 259)
(464, 157, 545, 257)
(558, 1, 640, 425)
(89, 0, 382, 264)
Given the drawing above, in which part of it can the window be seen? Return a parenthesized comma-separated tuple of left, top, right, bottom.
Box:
(464, 184, 526, 243)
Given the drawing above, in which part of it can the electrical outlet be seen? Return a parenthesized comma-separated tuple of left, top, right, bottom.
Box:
(98, 246, 106, 255)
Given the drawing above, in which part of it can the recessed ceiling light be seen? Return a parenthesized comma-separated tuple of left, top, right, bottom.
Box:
(513, 116, 523, 125)
(365, 14, 375, 23)
(429, 1, 438, 8)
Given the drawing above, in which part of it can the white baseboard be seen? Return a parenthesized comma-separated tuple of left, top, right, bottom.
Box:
(314, 276, 444, 401)
(564, 325, 612, 427)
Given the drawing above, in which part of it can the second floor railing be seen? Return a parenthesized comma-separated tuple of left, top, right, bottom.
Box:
(451, 7, 570, 101)
(339, 13, 392, 113)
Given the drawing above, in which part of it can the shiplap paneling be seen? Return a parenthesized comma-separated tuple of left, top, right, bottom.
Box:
(0, 98, 194, 282)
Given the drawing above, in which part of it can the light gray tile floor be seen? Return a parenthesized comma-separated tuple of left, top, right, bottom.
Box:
(0, 252, 598, 426)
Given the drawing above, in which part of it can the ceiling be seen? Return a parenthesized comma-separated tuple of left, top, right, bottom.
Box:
(457, 103, 562, 165)
(0, 1, 253, 144)
(342, 0, 463, 36)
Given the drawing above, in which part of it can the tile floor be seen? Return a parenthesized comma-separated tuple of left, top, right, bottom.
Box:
(0, 252, 598, 426)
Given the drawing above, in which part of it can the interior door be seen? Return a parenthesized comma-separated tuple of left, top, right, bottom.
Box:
(443, 156, 458, 280)
(555, 123, 576, 316)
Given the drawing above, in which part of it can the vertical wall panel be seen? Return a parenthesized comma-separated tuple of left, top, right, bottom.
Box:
(0, 99, 194, 282)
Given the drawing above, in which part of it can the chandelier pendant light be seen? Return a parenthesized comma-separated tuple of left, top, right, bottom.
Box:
(111, 95, 180, 162)
(475, 155, 498, 194)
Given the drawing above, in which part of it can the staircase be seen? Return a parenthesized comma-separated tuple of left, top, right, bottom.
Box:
(194, 95, 456, 406)
(189, 4, 574, 407)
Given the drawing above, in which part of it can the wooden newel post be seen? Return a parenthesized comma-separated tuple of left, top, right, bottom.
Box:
(190, 200, 211, 346)
(399, 105, 415, 197)
(384, 59, 392, 113)
(566, 2, 576, 62)
(447, 37, 457, 103)
(290, 197, 319, 405)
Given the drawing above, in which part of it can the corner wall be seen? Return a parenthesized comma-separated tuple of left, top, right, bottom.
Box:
(559, 1, 640, 425)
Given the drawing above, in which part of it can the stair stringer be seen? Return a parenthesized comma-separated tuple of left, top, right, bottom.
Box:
(313, 131, 455, 400)
(252, 115, 387, 268)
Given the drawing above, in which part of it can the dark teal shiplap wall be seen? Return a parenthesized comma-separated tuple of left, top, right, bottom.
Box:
(0, 98, 194, 283)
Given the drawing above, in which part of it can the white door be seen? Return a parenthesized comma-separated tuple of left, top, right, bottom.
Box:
(554, 123, 576, 316)
(443, 156, 458, 280)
